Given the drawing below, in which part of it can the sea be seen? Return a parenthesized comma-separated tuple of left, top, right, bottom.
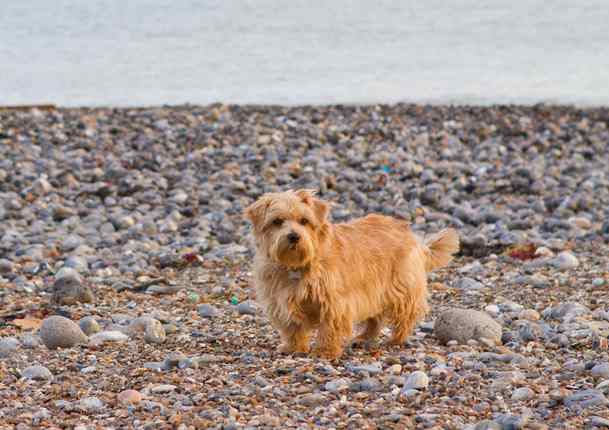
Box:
(1, 0, 608, 107)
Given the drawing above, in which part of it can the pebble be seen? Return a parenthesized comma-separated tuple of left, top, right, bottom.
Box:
(78, 397, 104, 413)
(325, 378, 351, 393)
(151, 384, 177, 394)
(32, 408, 51, 425)
(39, 316, 88, 349)
(88, 330, 130, 346)
(144, 319, 167, 344)
(21, 365, 53, 381)
(351, 362, 383, 375)
(0, 337, 20, 358)
(519, 309, 541, 321)
(163, 351, 187, 370)
(453, 277, 485, 290)
(78, 316, 101, 336)
(551, 251, 579, 270)
(564, 389, 609, 409)
(484, 304, 501, 316)
(474, 420, 502, 430)
(19, 334, 41, 349)
(51, 276, 95, 305)
(198, 304, 220, 318)
(591, 363, 609, 379)
(543, 302, 590, 322)
(434, 308, 502, 345)
(511, 387, 535, 402)
(117, 389, 142, 405)
(237, 301, 257, 315)
(590, 416, 609, 428)
(404, 371, 429, 390)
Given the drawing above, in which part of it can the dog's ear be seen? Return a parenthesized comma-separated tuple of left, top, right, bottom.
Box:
(295, 189, 329, 223)
(244, 195, 271, 228)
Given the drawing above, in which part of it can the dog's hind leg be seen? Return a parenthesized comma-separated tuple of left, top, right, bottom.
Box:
(352, 316, 382, 345)
(387, 275, 430, 345)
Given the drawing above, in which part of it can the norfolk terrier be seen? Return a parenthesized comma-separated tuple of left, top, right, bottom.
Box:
(245, 189, 459, 359)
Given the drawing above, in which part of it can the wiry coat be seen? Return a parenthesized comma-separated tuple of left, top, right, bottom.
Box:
(246, 189, 459, 359)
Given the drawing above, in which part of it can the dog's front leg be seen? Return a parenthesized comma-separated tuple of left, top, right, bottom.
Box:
(277, 323, 311, 354)
(313, 317, 351, 360)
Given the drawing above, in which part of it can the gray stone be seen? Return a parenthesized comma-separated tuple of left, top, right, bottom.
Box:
(39, 316, 88, 349)
(351, 362, 383, 375)
(518, 322, 544, 342)
(0, 337, 20, 358)
(89, 331, 129, 346)
(77, 397, 104, 413)
(54, 266, 82, 282)
(198, 304, 220, 318)
(453, 277, 485, 290)
(551, 251, 579, 270)
(63, 256, 89, 273)
(564, 389, 609, 409)
(434, 308, 502, 345)
(144, 319, 166, 344)
(590, 416, 609, 428)
(51, 276, 94, 305)
(404, 371, 429, 390)
(22, 365, 53, 381)
(237, 301, 257, 315)
(0, 258, 14, 273)
(19, 334, 41, 349)
(399, 388, 421, 400)
(511, 387, 535, 402)
(325, 378, 351, 393)
(591, 363, 609, 379)
(474, 420, 502, 430)
(350, 377, 380, 392)
(32, 408, 51, 425)
(79, 316, 101, 336)
(163, 352, 187, 370)
(495, 413, 530, 430)
(543, 302, 590, 322)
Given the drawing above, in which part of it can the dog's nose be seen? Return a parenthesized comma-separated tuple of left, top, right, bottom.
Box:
(287, 232, 300, 243)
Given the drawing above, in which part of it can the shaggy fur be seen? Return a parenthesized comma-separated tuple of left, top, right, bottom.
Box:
(245, 189, 459, 359)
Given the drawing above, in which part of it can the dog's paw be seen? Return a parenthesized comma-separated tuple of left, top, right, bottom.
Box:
(311, 347, 342, 360)
(350, 336, 379, 350)
(279, 343, 310, 354)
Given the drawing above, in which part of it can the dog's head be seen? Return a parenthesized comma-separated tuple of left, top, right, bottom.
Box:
(244, 189, 330, 269)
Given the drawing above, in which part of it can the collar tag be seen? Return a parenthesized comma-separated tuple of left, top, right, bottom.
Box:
(288, 270, 302, 281)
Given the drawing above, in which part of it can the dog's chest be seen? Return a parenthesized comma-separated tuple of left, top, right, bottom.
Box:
(280, 276, 321, 325)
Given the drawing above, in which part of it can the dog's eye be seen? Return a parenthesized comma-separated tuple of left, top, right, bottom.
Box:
(272, 218, 283, 227)
(300, 218, 309, 226)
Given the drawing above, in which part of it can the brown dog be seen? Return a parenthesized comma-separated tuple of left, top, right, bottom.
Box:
(245, 189, 459, 359)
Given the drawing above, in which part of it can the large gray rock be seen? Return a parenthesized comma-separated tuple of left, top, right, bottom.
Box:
(51, 276, 95, 305)
(39, 316, 88, 349)
(22, 365, 53, 381)
(434, 308, 502, 345)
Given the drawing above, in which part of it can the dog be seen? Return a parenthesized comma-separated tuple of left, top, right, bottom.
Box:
(245, 189, 459, 359)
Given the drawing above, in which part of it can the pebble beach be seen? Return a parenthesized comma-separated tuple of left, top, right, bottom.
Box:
(1, 103, 609, 429)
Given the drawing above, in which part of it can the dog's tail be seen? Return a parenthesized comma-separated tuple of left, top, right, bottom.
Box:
(423, 228, 459, 272)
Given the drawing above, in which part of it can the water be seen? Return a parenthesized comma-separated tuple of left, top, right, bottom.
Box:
(2, 0, 608, 107)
